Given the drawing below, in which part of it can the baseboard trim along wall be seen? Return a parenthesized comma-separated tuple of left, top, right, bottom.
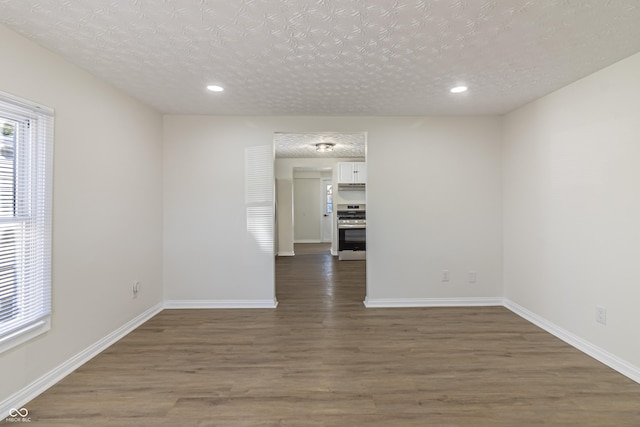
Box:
(504, 299, 640, 385)
(0, 302, 164, 419)
(363, 297, 504, 308)
(363, 296, 639, 385)
(277, 251, 295, 257)
(164, 299, 279, 309)
(4, 296, 639, 418)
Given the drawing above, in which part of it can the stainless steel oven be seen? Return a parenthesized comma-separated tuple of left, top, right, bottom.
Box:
(337, 204, 366, 261)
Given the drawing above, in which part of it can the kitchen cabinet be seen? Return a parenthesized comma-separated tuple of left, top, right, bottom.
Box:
(337, 162, 367, 184)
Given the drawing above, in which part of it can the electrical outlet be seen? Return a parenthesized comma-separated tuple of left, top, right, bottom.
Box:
(442, 270, 450, 282)
(468, 271, 477, 283)
(132, 281, 140, 298)
(596, 305, 607, 325)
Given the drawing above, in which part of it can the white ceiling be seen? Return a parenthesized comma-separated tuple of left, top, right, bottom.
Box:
(275, 132, 365, 158)
(1, 1, 640, 117)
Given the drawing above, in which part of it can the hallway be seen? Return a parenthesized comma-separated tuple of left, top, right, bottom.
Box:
(275, 243, 365, 309)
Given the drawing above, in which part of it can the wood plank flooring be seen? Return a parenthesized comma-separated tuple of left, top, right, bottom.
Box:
(24, 243, 640, 426)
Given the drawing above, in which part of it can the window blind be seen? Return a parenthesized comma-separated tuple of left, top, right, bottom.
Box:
(245, 145, 274, 254)
(0, 91, 53, 352)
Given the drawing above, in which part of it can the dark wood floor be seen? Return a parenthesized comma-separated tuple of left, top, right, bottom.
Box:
(24, 243, 640, 425)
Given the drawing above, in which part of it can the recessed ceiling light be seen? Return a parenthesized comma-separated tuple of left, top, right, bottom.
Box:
(450, 86, 468, 93)
(207, 85, 224, 92)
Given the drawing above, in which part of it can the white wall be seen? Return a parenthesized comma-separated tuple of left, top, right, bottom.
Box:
(503, 52, 640, 370)
(0, 25, 163, 406)
(275, 178, 294, 255)
(163, 116, 276, 304)
(366, 117, 503, 302)
(2, 12, 638, 410)
(164, 116, 503, 305)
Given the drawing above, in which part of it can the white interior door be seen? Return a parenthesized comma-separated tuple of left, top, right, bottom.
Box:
(321, 178, 333, 243)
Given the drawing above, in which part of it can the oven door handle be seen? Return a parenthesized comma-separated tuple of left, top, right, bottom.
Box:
(338, 224, 366, 229)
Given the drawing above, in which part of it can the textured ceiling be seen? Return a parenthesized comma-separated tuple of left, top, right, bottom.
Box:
(1, 1, 640, 116)
(275, 132, 365, 158)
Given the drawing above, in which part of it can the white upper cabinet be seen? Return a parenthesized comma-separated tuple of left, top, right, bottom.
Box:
(337, 162, 367, 184)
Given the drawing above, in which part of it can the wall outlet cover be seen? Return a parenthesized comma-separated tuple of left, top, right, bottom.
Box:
(596, 305, 607, 325)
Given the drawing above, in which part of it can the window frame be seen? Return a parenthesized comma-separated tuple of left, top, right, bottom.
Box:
(0, 91, 53, 353)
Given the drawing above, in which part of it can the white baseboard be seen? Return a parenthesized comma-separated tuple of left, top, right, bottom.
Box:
(4, 295, 638, 419)
(363, 296, 640, 384)
(504, 299, 640, 384)
(0, 302, 164, 419)
(164, 299, 278, 309)
(363, 297, 504, 308)
(277, 251, 295, 257)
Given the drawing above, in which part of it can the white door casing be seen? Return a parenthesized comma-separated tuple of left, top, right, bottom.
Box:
(321, 178, 333, 243)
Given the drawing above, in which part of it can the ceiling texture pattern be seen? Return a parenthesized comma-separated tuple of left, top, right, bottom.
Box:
(1, 1, 640, 116)
(274, 132, 365, 158)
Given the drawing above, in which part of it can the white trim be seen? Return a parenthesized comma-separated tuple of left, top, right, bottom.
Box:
(0, 90, 54, 116)
(277, 251, 295, 257)
(3, 295, 638, 419)
(164, 299, 278, 309)
(320, 177, 333, 243)
(293, 239, 322, 244)
(0, 319, 50, 354)
(364, 296, 640, 384)
(0, 302, 163, 419)
(363, 297, 504, 308)
(504, 299, 640, 385)
(0, 92, 54, 355)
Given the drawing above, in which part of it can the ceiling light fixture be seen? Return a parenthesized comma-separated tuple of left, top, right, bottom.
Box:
(207, 85, 224, 92)
(450, 85, 468, 93)
(315, 142, 335, 152)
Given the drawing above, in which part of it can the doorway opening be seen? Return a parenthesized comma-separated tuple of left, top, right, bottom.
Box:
(320, 177, 332, 243)
(273, 132, 367, 304)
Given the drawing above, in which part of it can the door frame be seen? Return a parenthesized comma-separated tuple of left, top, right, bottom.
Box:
(320, 177, 333, 243)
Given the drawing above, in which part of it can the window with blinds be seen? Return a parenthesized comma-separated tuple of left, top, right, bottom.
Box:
(0, 92, 53, 353)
